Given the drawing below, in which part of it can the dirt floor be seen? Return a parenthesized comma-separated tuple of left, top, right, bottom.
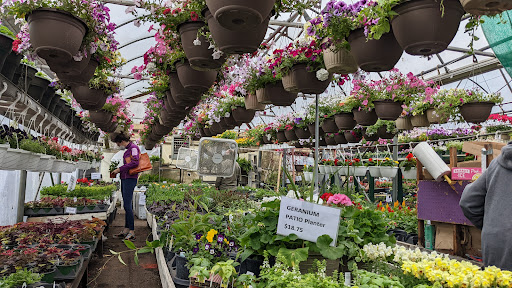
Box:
(87, 210, 162, 288)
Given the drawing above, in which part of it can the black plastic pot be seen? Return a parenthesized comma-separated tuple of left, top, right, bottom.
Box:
(1, 51, 22, 81)
(13, 64, 37, 90)
(240, 257, 264, 277)
(40, 86, 56, 108)
(175, 255, 189, 280)
(28, 76, 50, 102)
(0, 34, 14, 71)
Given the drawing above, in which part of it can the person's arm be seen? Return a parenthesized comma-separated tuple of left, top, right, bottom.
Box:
(460, 171, 487, 230)
(120, 146, 140, 173)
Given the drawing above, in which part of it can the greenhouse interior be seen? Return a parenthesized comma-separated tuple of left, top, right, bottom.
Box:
(1, 0, 512, 287)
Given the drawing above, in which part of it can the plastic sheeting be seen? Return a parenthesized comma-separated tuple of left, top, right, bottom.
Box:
(482, 11, 512, 79)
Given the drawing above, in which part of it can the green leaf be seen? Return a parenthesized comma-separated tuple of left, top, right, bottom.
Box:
(138, 247, 153, 254)
(118, 255, 126, 265)
(149, 240, 161, 248)
(239, 249, 254, 262)
(134, 253, 139, 266)
(109, 250, 118, 255)
(124, 240, 136, 250)
(278, 247, 309, 267)
(316, 235, 345, 260)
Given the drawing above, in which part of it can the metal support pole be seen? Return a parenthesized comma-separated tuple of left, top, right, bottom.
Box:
(392, 136, 398, 202)
(282, 149, 287, 189)
(16, 170, 28, 222)
(368, 175, 375, 202)
(313, 94, 319, 200)
(397, 169, 404, 202)
(56, 173, 62, 185)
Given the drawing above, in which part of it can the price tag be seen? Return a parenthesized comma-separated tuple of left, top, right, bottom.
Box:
(385, 195, 392, 203)
(65, 207, 77, 214)
(91, 173, 102, 180)
(73, 197, 77, 202)
(163, 181, 167, 184)
(139, 193, 146, 205)
(277, 197, 341, 246)
(67, 175, 76, 192)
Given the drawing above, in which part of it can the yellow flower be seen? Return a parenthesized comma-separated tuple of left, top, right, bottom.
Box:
(385, 157, 390, 161)
(206, 229, 218, 243)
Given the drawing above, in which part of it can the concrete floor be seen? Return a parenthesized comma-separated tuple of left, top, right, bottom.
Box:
(87, 210, 162, 288)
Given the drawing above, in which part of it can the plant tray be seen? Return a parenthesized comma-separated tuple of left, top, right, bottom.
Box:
(54, 257, 83, 280)
(24, 207, 64, 217)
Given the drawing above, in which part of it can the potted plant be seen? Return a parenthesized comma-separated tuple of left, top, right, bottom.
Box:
(189, 257, 212, 288)
(366, 158, 381, 178)
(56, 249, 82, 277)
(380, 157, 399, 178)
(303, 165, 314, 181)
(351, 158, 368, 177)
(460, 0, 512, 16)
(0, 25, 15, 71)
(334, 102, 356, 130)
(293, 116, 311, 139)
(333, 131, 348, 145)
(400, 153, 417, 179)
(210, 260, 238, 288)
(459, 90, 503, 123)
(345, 93, 378, 126)
(231, 98, 256, 124)
(376, 120, 397, 139)
(344, 126, 363, 143)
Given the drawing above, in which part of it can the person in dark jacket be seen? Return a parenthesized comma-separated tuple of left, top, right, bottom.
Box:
(460, 144, 512, 270)
(111, 133, 140, 241)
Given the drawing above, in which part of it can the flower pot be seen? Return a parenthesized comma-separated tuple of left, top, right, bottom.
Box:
(460, 101, 495, 123)
(178, 21, 226, 71)
(57, 59, 98, 87)
(210, 122, 224, 135)
(56, 257, 82, 278)
(291, 63, 332, 94)
(3, 149, 22, 170)
(377, 126, 396, 139)
(175, 254, 190, 280)
(1, 51, 22, 81)
(203, 127, 213, 137)
(321, 118, 339, 133)
(319, 137, 327, 147)
(353, 166, 368, 177)
(47, 51, 91, 76)
(391, 0, 464, 55)
(27, 76, 50, 102)
(282, 73, 300, 93)
(245, 94, 266, 110)
(295, 128, 311, 139)
(308, 124, 325, 137)
(256, 87, 271, 104)
(70, 85, 108, 111)
(303, 171, 313, 181)
(410, 114, 430, 127)
(460, 0, 512, 15)
(347, 29, 404, 72)
(13, 64, 37, 90)
(323, 44, 358, 74)
(318, 165, 326, 174)
(373, 100, 404, 120)
(0, 34, 13, 71)
(363, 131, 380, 141)
(27, 8, 87, 63)
(39, 86, 56, 109)
(325, 136, 336, 146)
(232, 106, 255, 123)
(176, 60, 218, 93)
(153, 122, 173, 136)
(97, 122, 118, 133)
(276, 130, 287, 143)
(396, 117, 413, 130)
(401, 167, 417, 179)
(262, 133, 273, 144)
(224, 115, 238, 127)
(380, 167, 399, 178)
(353, 109, 378, 126)
(205, 0, 275, 31)
(334, 113, 356, 130)
(221, 117, 236, 129)
(344, 131, 360, 143)
(89, 110, 112, 126)
(205, 10, 269, 55)
(426, 108, 446, 124)
(369, 166, 382, 178)
(334, 133, 348, 144)
(266, 82, 297, 106)
(40, 266, 57, 284)
(284, 129, 298, 141)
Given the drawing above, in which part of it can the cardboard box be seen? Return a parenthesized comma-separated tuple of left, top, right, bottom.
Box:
(435, 223, 454, 250)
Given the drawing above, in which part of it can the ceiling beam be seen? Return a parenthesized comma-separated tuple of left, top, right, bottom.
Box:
(426, 58, 503, 85)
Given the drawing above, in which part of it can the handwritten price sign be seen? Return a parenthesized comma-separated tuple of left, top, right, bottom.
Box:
(451, 167, 482, 181)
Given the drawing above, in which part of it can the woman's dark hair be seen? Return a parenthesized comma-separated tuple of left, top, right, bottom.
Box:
(113, 133, 130, 143)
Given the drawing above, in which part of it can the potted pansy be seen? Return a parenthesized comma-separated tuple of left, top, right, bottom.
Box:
(380, 157, 399, 178)
(400, 153, 417, 179)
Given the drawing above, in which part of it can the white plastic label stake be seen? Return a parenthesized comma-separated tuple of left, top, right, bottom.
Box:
(139, 194, 146, 205)
(91, 173, 101, 180)
(65, 207, 77, 214)
(67, 175, 76, 191)
(344, 272, 351, 286)
(385, 195, 392, 203)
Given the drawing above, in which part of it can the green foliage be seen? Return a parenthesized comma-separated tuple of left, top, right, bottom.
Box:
(237, 158, 252, 174)
(0, 269, 42, 288)
(149, 155, 160, 163)
(137, 173, 176, 184)
(19, 138, 45, 154)
(40, 184, 116, 200)
(145, 183, 186, 204)
(365, 120, 397, 136)
(352, 269, 404, 288)
(486, 125, 512, 134)
(0, 25, 15, 38)
(110, 160, 119, 173)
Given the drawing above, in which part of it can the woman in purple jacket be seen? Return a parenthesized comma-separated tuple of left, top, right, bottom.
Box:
(111, 133, 140, 240)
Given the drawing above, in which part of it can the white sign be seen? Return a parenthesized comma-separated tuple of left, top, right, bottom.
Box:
(65, 207, 77, 214)
(67, 176, 76, 192)
(385, 195, 392, 203)
(277, 197, 341, 246)
(91, 173, 102, 180)
(139, 193, 146, 205)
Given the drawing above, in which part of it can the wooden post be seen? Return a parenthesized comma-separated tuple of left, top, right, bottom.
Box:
(484, 143, 494, 167)
(276, 151, 283, 192)
(449, 147, 458, 169)
(453, 224, 463, 256)
(416, 160, 424, 181)
(418, 219, 425, 248)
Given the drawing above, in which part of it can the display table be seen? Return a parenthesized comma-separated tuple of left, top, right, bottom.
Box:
(149, 211, 176, 288)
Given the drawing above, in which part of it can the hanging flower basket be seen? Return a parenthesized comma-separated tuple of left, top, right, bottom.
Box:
(276, 130, 287, 143)
(460, 101, 495, 123)
(176, 60, 218, 93)
(380, 167, 399, 178)
(295, 128, 311, 139)
(304, 171, 313, 181)
(145, 141, 156, 150)
(205, 0, 275, 31)
(27, 76, 50, 102)
(353, 109, 378, 126)
(353, 167, 368, 177)
(232, 106, 255, 123)
(1, 51, 22, 81)
(460, 0, 512, 15)
(262, 133, 273, 144)
(221, 117, 236, 129)
(70, 85, 108, 111)
(308, 124, 325, 137)
(224, 115, 238, 127)
(47, 51, 90, 75)
(291, 63, 332, 94)
(27, 8, 87, 63)
(284, 129, 298, 141)
(321, 118, 338, 133)
(373, 100, 404, 120)
(281, 73, 300, 93)
(334, 133, 348, 144)
(0, 33, 13, 71)
(325, 136, 336, 146)
(323, 43, 358, 74)
(347, 29, 403, 72)
(266, 82, 297, 106)
(169, 72, 201, 106)
(205, 10, 269, 55)
(426, 108, 446, 124)
(178, 21, 226, 71)
(210, 122, 224, 135)
(334, 113, 356, 130)
(396, 117, 413, 130)
(363, 130, 380, 141)
(344, 131, 360, 143)
(57, 59, 98, 87)
(256, 87, 271, 104)
(369, 166, 381, 178)
(401, 167, 418, 179)
(13, 63, 37, 89)
(377, 126, 396, 139)
(203, 127, 213, 137)
(245, 94, 266, 110)
(410, 114, 430, 127)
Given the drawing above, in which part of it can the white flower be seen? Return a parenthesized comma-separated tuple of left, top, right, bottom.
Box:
(119, 81, 126, 91)
(212, 50, 223, 60)
(224, 112, 230, 118)
(193, 38, 201, 46)
(134, 19, 141, 27)
(147, 62, 156, 72)
(208, 43, 215, 50)
(316, 68, 329, 82)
